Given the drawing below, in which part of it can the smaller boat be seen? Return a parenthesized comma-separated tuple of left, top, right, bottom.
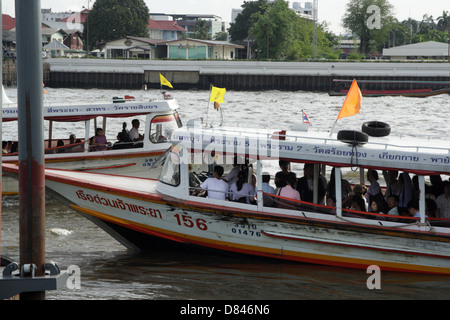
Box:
(2, 90, 183, 194)
(329, 79, 450, 97)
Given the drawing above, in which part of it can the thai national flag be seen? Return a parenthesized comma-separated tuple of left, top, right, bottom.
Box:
(303, 111, 311, 126)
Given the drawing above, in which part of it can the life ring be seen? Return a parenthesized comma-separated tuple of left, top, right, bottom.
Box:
(361, 121, 391, 137)
(337, 130, 369, 145)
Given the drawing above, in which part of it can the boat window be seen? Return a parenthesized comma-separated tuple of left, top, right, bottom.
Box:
(159, 149, 180, 187)
(149, 113, 181, 144)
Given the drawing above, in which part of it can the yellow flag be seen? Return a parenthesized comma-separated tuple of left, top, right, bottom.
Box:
(160, 74, 173, 88)
(336, 79, 362, 121)
(209, 86, 226, 104)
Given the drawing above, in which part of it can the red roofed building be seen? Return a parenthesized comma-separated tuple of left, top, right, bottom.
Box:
(148, 18, 186, 41)
(2, 14, 16, 31)
(60, 9, 89, 24)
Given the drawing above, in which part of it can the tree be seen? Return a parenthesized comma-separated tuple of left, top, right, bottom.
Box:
(251, 0, 295, 59)
(228, 0, 270, 42)
(249, 0, 339, 60)
(436, 11, 450, 32)
(214, 32, 228, 41)
(193, 20, 211, 40)
(85, 0, 149, 51)
(342, 0, 395, 54)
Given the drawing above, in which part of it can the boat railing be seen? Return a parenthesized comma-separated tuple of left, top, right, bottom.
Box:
(195, 125, 450, 155)
(263, 193, 450, 227)
(186, 179, 450, 228)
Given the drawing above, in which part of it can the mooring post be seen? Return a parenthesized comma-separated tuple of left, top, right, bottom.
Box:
(0, 2, 3, 269)
(15, 0, 46, 300)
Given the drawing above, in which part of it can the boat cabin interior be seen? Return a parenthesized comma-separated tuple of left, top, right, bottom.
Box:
(157, 141, 450, 230)
(2, 111, 182, 157)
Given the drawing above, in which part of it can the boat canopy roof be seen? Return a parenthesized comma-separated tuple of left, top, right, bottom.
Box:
(2, 99, 180, 122)
(171, 125, 450, 176)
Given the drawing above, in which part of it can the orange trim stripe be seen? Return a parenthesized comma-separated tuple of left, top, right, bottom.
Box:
(71, 205, 450, 275)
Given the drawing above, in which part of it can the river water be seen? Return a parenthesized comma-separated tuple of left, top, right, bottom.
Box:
(1, 87, 450, 301)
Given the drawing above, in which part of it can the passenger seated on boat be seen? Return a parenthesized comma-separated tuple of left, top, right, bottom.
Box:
(261, 172, 276, 207)
(70, 139, 84, 152)
(5, 141, 12, 153)
(113, 131, 133, 150)
(429, 175, 445, 199)
(56, 140, 65, 153)
(91, 128, 111, 151)
(129, 119, 144, 142)
(369, 195, 387, 214)
(397, 173, 416, 215)
(407, 200, 427, 218)
(262, 172, 275, 195)
(2, 141, 8, 154)
(274, 160, 291, 194)
(229, 171, 255, 204)
(350, 195, 367, 212)
(10, 141, 18, 154)
(198, 165, 229, 201)
(326, 168, 351, 202)
(387, 194, 400, 215)
(224, 156, 241, 186)
(297, 163, 327, 204)
(366, 169, 382, 204)
(383, 170, 400, 201)
(343, 184, 367, 210)
(436, 182, 450, 219)
(277, 172, 301, 209)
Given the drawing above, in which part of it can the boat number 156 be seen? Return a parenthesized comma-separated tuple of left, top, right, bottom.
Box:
(174, 213, 208, 231)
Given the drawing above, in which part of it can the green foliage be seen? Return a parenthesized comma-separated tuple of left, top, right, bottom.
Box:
(193, 20, 212, 40)
(229, 0, 270, 42)
(235, 0, 340, 60)
(85, 0, 149, 50)
(214, 32, 229, 41)
(383, 11, 449, 48)
(342, 0, 395, 54)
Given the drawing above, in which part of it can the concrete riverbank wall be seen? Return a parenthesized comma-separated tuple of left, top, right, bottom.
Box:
(4, 58, 450, 92)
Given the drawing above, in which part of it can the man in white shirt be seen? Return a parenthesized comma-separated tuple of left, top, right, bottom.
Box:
(129, 119, 144, 141)
(200, 166, 228, 201)
(436, 182, 450, 218)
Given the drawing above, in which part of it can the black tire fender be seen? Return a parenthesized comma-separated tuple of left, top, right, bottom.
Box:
(362, 121, 391, 137)
(337, 130, 369, 145)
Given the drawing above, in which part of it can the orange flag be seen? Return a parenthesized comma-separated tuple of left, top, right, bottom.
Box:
(336, 79, 362, 120)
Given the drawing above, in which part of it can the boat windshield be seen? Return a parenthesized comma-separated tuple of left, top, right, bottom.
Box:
(159, 148, 180, 186)
(149, 112, 182, 144)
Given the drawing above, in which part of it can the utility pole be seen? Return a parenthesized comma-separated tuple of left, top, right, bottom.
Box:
(15, 0, 46, 300)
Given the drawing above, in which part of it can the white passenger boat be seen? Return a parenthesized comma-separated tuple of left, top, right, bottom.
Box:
(2, 91, 182, 194)
(4, 115, 450, 274)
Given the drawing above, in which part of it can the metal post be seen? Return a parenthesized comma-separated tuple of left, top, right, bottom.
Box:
(0, 2, 3, 267)
(335, 168, 342, 218)
(418, 175, 426, 224)
(256, 160, 263, 211)
(313, 164, 319, 204)
(15, 0, 46, 300)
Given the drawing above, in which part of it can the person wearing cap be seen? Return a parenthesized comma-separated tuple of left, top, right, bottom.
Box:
(261, 172, 275, 195)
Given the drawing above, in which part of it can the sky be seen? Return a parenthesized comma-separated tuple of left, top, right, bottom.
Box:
(2, 0, 449, 34)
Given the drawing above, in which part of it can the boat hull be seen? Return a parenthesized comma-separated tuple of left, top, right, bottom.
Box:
(2, 150, 165, 195)
(33, 168, 450, 275)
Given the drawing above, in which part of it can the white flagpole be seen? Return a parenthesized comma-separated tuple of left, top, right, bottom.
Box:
(329, 120, 337, 137)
